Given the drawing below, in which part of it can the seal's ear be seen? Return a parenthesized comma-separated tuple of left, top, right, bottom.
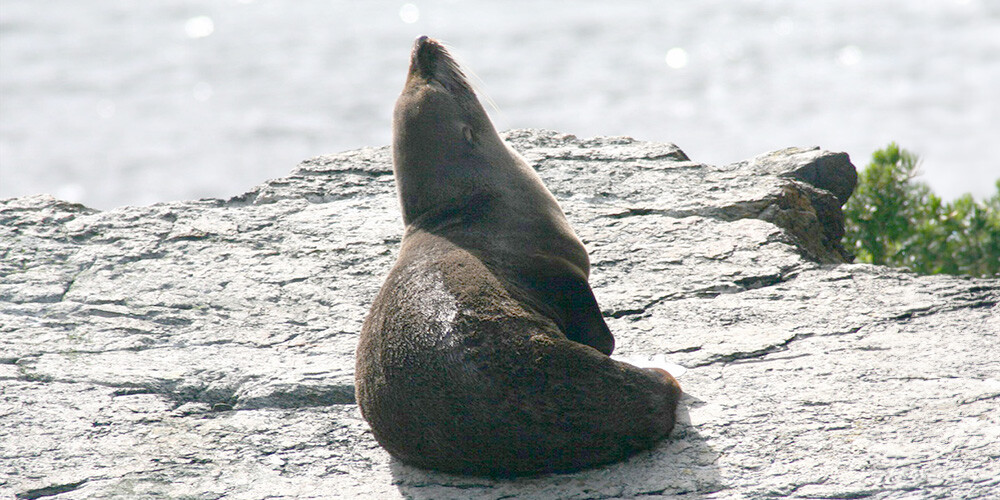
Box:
(462, 125, 475, 144)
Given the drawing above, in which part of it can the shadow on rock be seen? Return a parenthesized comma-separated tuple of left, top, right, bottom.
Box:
(388, 397, 724, 500)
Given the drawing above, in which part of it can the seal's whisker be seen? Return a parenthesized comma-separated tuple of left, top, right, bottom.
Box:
(461, 63, 504, 123)
(438, 42, 505, 126)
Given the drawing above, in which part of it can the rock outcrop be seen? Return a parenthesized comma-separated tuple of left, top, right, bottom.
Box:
(2, 130, 997, 499)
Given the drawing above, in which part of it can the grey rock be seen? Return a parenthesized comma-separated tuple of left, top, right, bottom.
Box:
(2, 129, 997, 499)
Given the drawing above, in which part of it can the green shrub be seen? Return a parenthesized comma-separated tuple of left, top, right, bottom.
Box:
(843, 143, 999, 278)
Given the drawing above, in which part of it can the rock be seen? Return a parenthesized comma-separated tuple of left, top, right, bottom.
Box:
(1, 129, 997, 499)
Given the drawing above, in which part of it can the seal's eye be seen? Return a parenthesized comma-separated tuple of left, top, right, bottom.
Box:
(462, 125, 474, 145)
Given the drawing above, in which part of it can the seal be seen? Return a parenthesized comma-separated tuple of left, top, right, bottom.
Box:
(354, 36, 682, 476)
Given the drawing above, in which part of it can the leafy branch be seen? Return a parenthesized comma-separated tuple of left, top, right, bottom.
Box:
(843, 143, 999, 278)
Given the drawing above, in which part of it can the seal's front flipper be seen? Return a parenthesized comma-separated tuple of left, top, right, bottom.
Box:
(503, 256, 615, 356)
(561, 279, 614, 355)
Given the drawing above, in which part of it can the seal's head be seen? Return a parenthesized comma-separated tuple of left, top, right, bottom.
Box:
(392, 36, 510, 226)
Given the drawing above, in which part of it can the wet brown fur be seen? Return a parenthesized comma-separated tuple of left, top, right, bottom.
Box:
(355, 36, 681, 476)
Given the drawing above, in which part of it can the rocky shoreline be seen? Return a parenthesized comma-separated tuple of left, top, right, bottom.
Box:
(2, 130, 997, 499)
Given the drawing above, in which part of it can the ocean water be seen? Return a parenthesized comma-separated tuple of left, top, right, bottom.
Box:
(1, 0, 997, 209)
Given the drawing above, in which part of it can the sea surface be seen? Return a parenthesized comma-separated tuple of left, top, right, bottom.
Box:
(1, 0, 998, 209)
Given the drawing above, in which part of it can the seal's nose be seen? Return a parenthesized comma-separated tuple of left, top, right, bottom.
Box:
(405, 36, 471, 94)
(410, 36, 446, 79)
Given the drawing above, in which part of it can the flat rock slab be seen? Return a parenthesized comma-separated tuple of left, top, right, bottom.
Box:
(2, 130, 997, 499)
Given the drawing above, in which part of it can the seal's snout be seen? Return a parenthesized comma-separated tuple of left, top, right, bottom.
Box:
(408, 36, 471, 94)
(410, 35, 447, 78)
(411, 35, 433, 65)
